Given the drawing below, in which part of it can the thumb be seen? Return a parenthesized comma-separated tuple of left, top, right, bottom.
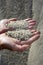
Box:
(9, 18, 17, 21)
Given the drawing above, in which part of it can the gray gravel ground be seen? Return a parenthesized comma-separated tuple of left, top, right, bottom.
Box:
(0, 0, 32, 65)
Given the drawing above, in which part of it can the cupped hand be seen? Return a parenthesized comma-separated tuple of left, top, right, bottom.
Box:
(0, 30, 40, 52)
(0, 33, 29, 52)
(0, 18, 36, 34)
(0, 18, 40, 52)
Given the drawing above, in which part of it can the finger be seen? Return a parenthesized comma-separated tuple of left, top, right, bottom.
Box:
(27, 34, 40, 45)
(31, 30, 36, 33)
(28, 26, 34, 29)
(1, 18, 17, 24)
(24, 18, 32, 21)
(31, 31, 40, 36)
(8, 18, 17, 21)
(28, 20, 36, 23)
(21, 33, 40, 45)
(0, 19, 9, 24)
(0, 28, 9, 34)
(31, 31, 40, 37)
(29, 22, 36, 26)
(13, 44, 29, 52)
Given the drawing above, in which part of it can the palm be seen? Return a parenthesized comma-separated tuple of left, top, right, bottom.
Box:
(0, 33, 29, 51)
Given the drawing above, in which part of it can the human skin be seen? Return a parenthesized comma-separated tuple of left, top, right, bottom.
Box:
(0, 18, 40, 52)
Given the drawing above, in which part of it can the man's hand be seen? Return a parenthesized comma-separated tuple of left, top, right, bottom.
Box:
(0, 18, 36, 34)
(0, 18, 40, 52)
(0, 33, 29, 51)
(0, 30, 40, 52)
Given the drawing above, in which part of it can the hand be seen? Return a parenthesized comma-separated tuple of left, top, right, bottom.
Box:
(0, 18, 17, 34)
(0, 30, 40, 52)
(0, 18, 40, 52)
(0, 33, 29, 51)
(0, 18, 36, 34)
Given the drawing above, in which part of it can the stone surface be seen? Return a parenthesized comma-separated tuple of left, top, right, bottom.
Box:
(27, 0, 43, 65)
(0, 0, 32, 20)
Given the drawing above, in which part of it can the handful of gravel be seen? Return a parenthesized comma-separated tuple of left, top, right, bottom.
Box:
(6, 30, 32, 41)
(6, 20, 29, 30)
(6, 20, 32, 41)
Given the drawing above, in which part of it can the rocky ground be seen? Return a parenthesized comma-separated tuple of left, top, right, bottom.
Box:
(27, 0, 43, 65)
(0, 0, 32, 65)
